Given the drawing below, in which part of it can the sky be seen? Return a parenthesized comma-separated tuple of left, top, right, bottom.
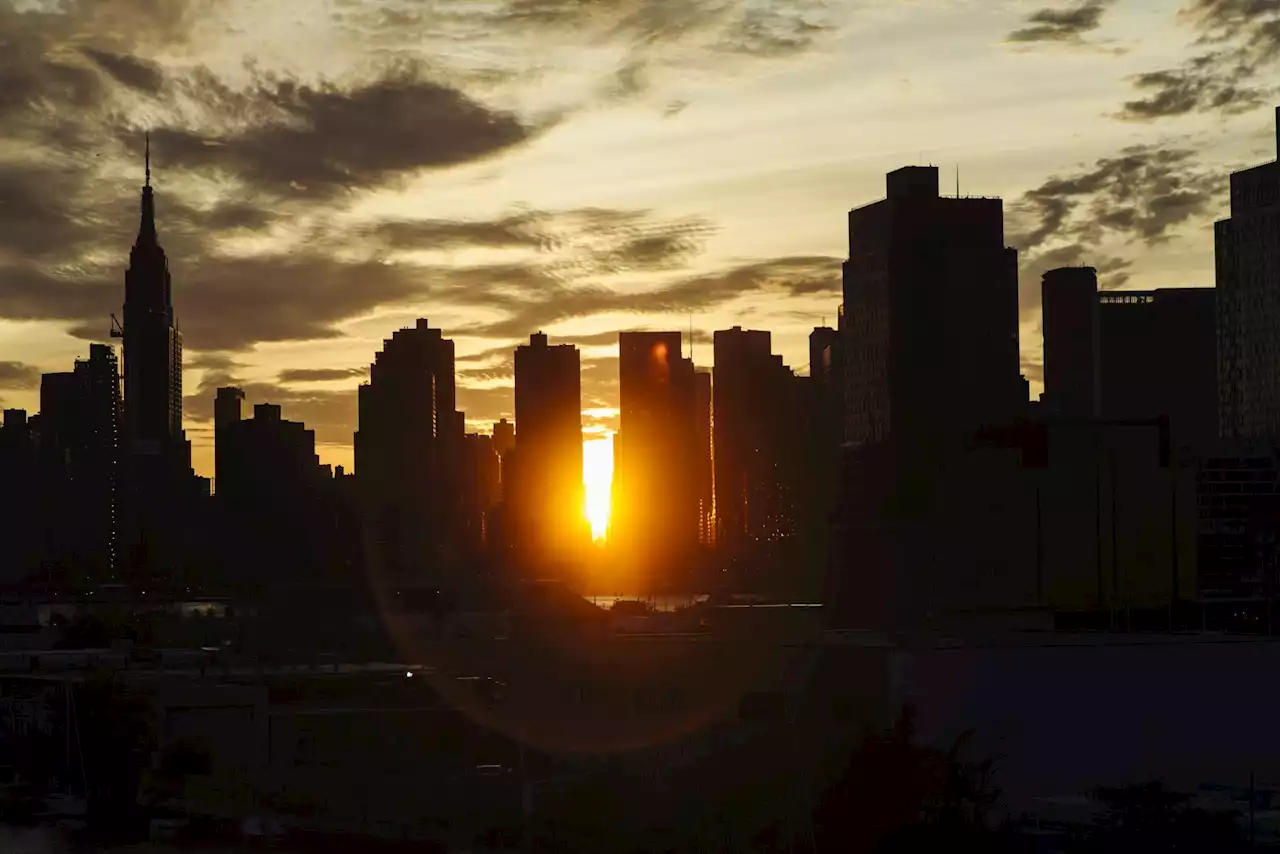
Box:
(0, 0, 1276, 478)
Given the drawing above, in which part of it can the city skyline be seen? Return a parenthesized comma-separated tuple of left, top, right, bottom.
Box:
(1, 0, 1277, 478)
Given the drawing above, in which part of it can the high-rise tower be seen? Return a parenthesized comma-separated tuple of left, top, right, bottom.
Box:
(123, 134, 183, 457)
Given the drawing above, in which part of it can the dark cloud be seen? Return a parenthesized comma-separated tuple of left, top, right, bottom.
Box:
(81, 48, 165, 94)
(278, 368, 367, 383)
(0, 361, 39, 390)
(147, 61, 550, 199)
(1007, 1, 1116, 44)
(1119, 51, 1269, 119)
(1009, 145, 1217, 317)
(468, 255, 839, 338)
(1117, 0, 1280, 120)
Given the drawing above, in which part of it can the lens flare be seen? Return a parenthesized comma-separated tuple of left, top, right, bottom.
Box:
(583, 435, 614, 541)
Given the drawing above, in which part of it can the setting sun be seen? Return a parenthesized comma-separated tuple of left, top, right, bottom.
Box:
(583, 436, 614, 541)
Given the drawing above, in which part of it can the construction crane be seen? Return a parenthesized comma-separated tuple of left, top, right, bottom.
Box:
(109, 313, 123, 339)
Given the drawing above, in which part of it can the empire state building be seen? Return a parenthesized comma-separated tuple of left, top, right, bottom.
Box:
(123, 135, 184, 459)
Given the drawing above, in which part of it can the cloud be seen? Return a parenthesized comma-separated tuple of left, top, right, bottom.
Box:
(1117, 0, 1280, 120)
(81, 48, 165, 94)
(278, 368, 367, 383)
(0, 361, 39, 390)
(148, 61, 552, 200)
(1007, 1, 1116, 44)
(1009, 145, 1218, 315)
(468, 254, 839, 337)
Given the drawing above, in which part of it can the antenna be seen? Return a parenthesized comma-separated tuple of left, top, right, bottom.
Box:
(689, 313, 694, 363)
(144, 131, 150, 188)
(956, 164, 960, 198)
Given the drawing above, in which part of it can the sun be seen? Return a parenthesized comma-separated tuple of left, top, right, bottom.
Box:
(583, 435, 614, 541)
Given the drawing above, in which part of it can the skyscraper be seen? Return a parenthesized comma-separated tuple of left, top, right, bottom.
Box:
(1098, 288, 1217, 445)
(510, 333, 585, 574)
(214, 386, 245, 493)
(832, 165, 1022, 629)
(1041, 266, 1100, 420)
(36, 345, 122, 582)
(218, 400, 331, 583)
(843, 166, 1022, 450)
(356, 319, 460, 584)
(123, 136, 183, 459)
(1217, 106, 1280, 440)
(612, 331, 699, 590)
(713, 327, 803, 557)
(694, 368, 713, 548)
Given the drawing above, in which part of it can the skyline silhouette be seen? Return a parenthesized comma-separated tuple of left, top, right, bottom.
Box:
(1, 0, 1275, 480)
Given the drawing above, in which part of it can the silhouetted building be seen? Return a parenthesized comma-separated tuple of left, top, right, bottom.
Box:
(35, 345, 122, 584)
(713, 327, 805, 578)
(694, 368, 713, 547)
(805, 325, 844, 593)
(832, 165, 1022, 630)
(1099, 289, 1218, 445)
(356, 319, 461, 585)
(491, 417, 515, 503)
(509, 333, 586, 576)
(1217, 106, 1280, 440)
(0, 410, 39, 583)
(460, 433, 502, 557)
(612, 331, 700, 590)
(1041, 269, 1218, 444)
(117, 139, 197, 581)
(122, 138, 185, 463)
(1195, 444, 1280, 603)
(1041, 267, 1100, 420)
(214, 386, 245, 493)
(218, 397, 348, 585)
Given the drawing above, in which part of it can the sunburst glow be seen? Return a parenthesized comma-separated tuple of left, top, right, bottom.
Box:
(583, 435, 614, 541)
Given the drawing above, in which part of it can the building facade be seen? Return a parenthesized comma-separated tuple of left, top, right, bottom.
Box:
(1041, 266, 1100, 420)
(832, 165, 1023, 630)
(509, 333, 586, 575)
(612, 331, 700, 590)
(355, 319, 462, 586)
(1218, 107, 1280, 440)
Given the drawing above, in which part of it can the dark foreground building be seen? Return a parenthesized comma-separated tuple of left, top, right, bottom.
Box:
(831, 165, 1023, 630)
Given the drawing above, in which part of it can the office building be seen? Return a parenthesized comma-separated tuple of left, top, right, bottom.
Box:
(355, 319, 461, 584)
(612, 331, 700, 589)
(509, 333, 586, 574)
(1040, 268, 1218, 444)
(1217, 106, 1280, 440)
(214, 386, 245, 493)
(1041, 267, 1100, 420)
(217, 399, 335, 583)
(460, 433, 502, 557)
(832, 165, 1022, 630)
(713, 327, 804, 558)
(0, 410, 40, 583)
(1099, 288, 1217, 445)
(35, 345, 122, 583)
(694, 369, 713, 547)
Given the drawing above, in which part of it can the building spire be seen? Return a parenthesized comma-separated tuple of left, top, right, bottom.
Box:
(137, 131, 157, 246)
